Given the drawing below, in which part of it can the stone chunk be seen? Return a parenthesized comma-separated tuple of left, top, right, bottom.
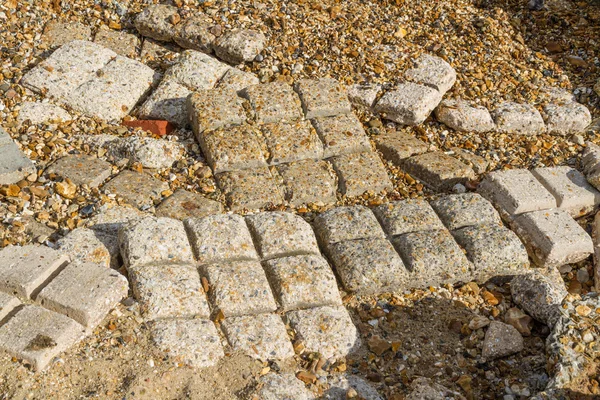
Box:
(407, 377, 466, 400)
(374, 130, 429, 165)
(119, 216, 194, 268)
(311, 113, 371, 158)
(449, 147, 489, 175)
(435, 99, 495, 133)
(332, 152, 392, 196)
(198, 125, 265, 173)
(86, 204, 146, 235)
(393, 229, 472, 287)
(0, 305, 85, 371)
(405, 54, 457, 94)
(246, 212, 320, 259)
(313, 205, 385, 245)
(326, 375, 384, 400)
(242, 82, 303, 123)
(263, 255, 342, 311)
(492, 102, 546, 135)
(374, 82, 443, 125)
(512, 209, 593, 268)
(216, 68, 259, 92)
(402, 152, 475, 192)
(156, 189, 222, 220)
(511, 269, 567, 327)
(430, 193, 502, 231)
(129, 263, 210, 320)
(286, 306, 360, 359)
(216, 168, 284, 210)
(0, 128, 36, 185)
(173, 16, 215, 53)
(254, 373, 315, 400)
(202, 260, 277, 317)
(0, 292, 20, 322)
(374, 199, 444, 236)
(221, 314, 294, 361)
(37, 262, 128, 328)
(56, 228, 112, 268)
(328, 238, 409, 294)
(134, 4, 179, 42)
(151, 318, 224, 368)
(103, 136, 185, 170)
(213, 29, 266, 64)
(184, 214, 258, 264)
(103, 170, 168, 209)
(45, 154, 112, 188)
(543, 102, 591, 135)
(138, 79, 191, 127)
(295, 78, 352, 119)
(42, 21, 91, 48)
(261, 120, 323, 165)
(348, 84, 381, 109)
(532, 166, 600, 217)
(482, 321, 523, 360)
(17, 102, 72, 126)
(0, 245, 69, 299)
(188, 88, 247, 135)
(277, 159, 338, 206)
(94, 28, 140, 57)
(478, 169, 556, 216)
(165, 50, 230, 91)
(583, 142, 600, 191)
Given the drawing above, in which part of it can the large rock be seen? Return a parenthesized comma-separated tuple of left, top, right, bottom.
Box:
(482, 321, 523, 360)
(212, 29, 266, 64)
(134, 4, 179, 42)
(511, 269, 567, 327)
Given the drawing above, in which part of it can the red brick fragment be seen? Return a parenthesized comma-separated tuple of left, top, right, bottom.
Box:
(122, 119, 175, 137)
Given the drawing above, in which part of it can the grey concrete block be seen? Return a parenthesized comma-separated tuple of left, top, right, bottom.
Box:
(449, 147, 489, 175)
(332, 151, 392, 197)
(165, 50, 230, 91)
(261, 120, 324, 165)
(405, 54, 456, 94)
(212, 29, 266, 64)
(57, 228, 112, 268)
(137, 79, 192, 127)
(134, 5, 179, 42)
(435, 99, 495, 133)
(242, 82, 303, 124)
(103, 170, 168, 209)
(216, 68, 259, 92)
(402, 152, 475, 192)
(543, 102, 591, 135)
(0, 292, 20, 322)
(216, 168, 284, 211)
(492, 102, 546, 135)
(17, 102, 72, 127)
(188, 88, 247, 136)
(295, 78, 352, 119)
(347, 84, 381, 109)
(0, 128, 36, 185)
(374, 130, 429, 165)
(276, 159, 338, 206)
(374, 198, 444, 236)
(374, 83, 442, 125)
(254, 373, 316, 400)
(86, 204, 146, 236)
(430, 193, 502, 231)
(156, 188, 223, 220)
(45, 154, 112, 188)
(313, 205, 385, 245)
(311, 113, 371, 158)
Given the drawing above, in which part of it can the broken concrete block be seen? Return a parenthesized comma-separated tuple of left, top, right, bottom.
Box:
(0, 127, 36, 185)
(492, 102, 546, 135)
(405, 54, 457, 94)
(103, 170, 168, 209)
(511, 269, 567, 327)
(374, 83, 442, 126)
(134, 4, 179, 42)
(17, 102, 72, 127)
(45, 154, 112, 188)
(435, 99, 495, 133)
(402, 152, 475, 192)
(212, 29, 266, 64)
(543, 102, 591, 135)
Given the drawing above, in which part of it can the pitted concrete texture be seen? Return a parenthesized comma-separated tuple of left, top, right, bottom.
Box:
(56, 227, 113, 268)
(45, 154, 112, 188)
(0, 127, 36, 185)
(295, 78, 352, 119)
(543, 102, 591, 135)
(0, 292, 20, 321)
(374, 199, 444, 236)
(17, 101, 73, 127)
(405, 54, 457, 94)
(430, 193, 502, 231)
(402, 152, 475, 192)
(374, 82, 443, 126)
(435, 99, 495, 133)
(491, 102, 546, 135)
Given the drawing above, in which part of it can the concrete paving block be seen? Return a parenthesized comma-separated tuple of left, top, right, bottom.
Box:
(156, 188, 223, 220)
(532, 166, 600, 217)
(57, 228, 112, 268)
(216, 68, 259, 92)
(277, 159, 338, 206)
(104, 136, 185, 170)
(543, 102, 591, 135)
(374, 198, 444, 236)
(45, 154, 112, 188)
(17, 102, 72, 127)
(212, 29, 266, 64)
(347, 84, 381, 109)
(405, 54, 457, 94)
(0, 292, 20, 322)
(119, 216, 194, 268)
(188, 88, 247, 136)
(295, 78, 352, 119)
(328, 238, 409, 294)
(452, 224, 529, 281)
(326, 375, 384, 400)
(0, 305, 85, 370)
(86, 204, 146, 235)
(511, 269, 567, 327)
(103, 170, 169, 209)
(374, 129, 429, 165)
(492, 102, 546, 135)
(261, 120, 324, 165)
(254, 373, 316, 400)
(538, 86, 576, 104)
(0, 245, 69, 299)
(202, 260, 277, 317)
(151, 318, 224, 368)
(221, 314, 294, 361)
(449, 147, 489, 175)
(286, 306, 360, 359)
(313, 205, 385, 245)
(198, 125, 266, 173)
(94, 27, 140, 58)
(216, 168, 284, 211)
(582, 142, 600, 189)
(430, 193, 502, 231)
(134, 4, 179, 42)
(478, 169, 556, 216)
(184, 214, 258, 264)
(137, 79, 191, 127)
(246, 212, 320, 259)
(311, 113, 371, 158)
(332, 152, 392, 197)
(402, 152, 476, 192)
(512, 209, 593, 268)
(392, 229, 472, 287)
(374, 82, 442, 126)
(129, 263, 210, 320)
(0, 128, 36, 185)
(242, 82, 303, 124)
(173, 16, 215, 53)
(36, 262, 127, 328)
(165, 50, 230, 90)
(435, 99, 495, 133)
(263, 254, 342, 311)
(42, 21, 92, 48)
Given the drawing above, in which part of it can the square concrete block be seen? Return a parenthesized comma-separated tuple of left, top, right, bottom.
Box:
(374, 83, 442, 126)
(393, 229, 472, 287)
(164, 50, 230, 91)
(332, 151, 392, 197)
(452, 224, 529, 281)
(156, 188, 223, 220)
(103, 170, 169, 209)
(0, 245, 69, 299)
(202, 260, 277, 318)
(137, 79, 192, 127)
(328, 238, 409, 294)
(0, 292, 20, 322)
(0, 128, 36, 185)
(263, 254, 342, 311)
(543, 102, 591, 135)
(212, 29, 266, 64)
(313, 205, 385, 245)
(86, 204, 145, 236)
(188, 88, 247, 135)
(129, 263, 211, 320)
(0, 305, 85, 371)
(36, 262, 128, 328)
(512, 209, 593, 268)
(532, 166, 600, 217)
(57, 227, 112, 268)
(286, 305, 360, 359)
(373, 199, 444, 236)
(478, 169, 556, 216)
(311, 113, 371, 158)
(94, 27, 140, 58)
(261, 120, 324, 165)
(450, 147, 489, 175)
(402, 152, 475, 192)
(216, 68, 259, 92)
(198, 124, 266, 173)
(119, 216, 194, 268)
(134, 4, 179, 42)
(348, 83, 382, 109)
(45, 154, 112, 188)
(435, 99, 495, 133)
(430, 193, 502, 231)
(246, 212, 320, 259)
(242, 82, 303, 123)
(216, 168, 284, 211)
(374, 129, 429, 165)
(492, 102, 546, 135)
(276, 159, 338, 206)
(405, 54, 457, 94)
(295, 78, 352, 119)
(173, 16, 215, 52)
(184, 214, 258, 264)
(42, 21, 92, 48)
(151, 318, 224, 368)
(255, 373, 315, 400)
(221, 314, 294, 361)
